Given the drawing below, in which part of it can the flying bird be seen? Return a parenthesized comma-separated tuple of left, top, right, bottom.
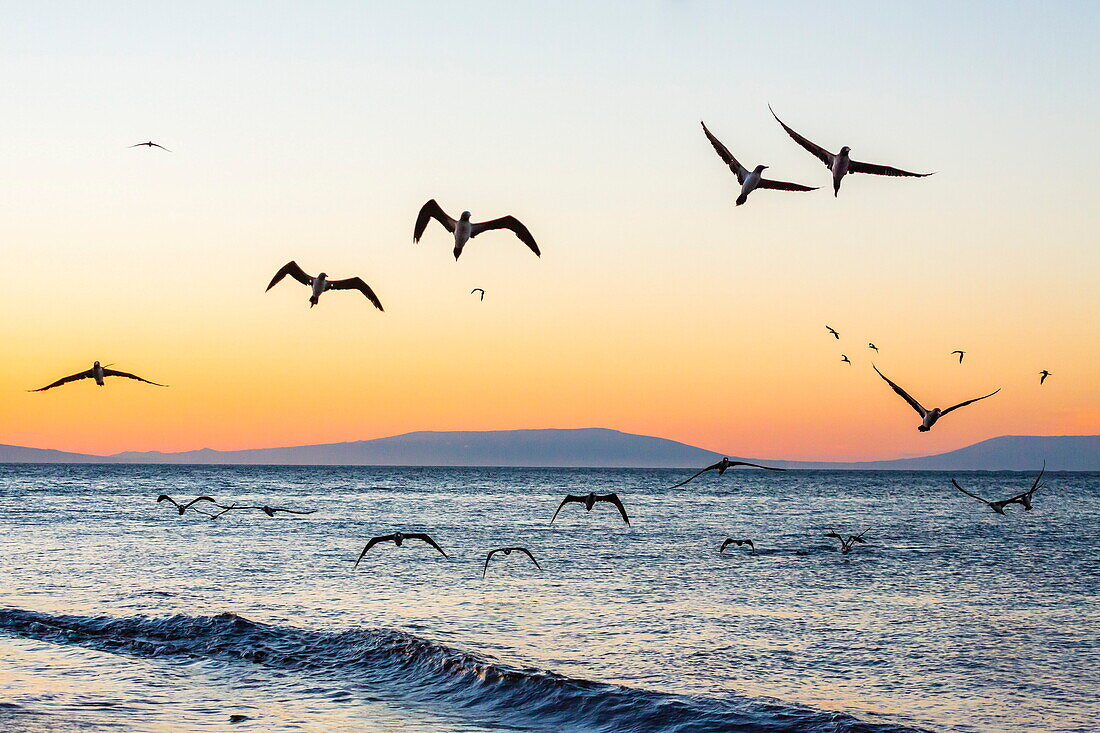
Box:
(700, 121, 817, 206)
(720, 538, 755, 554)
(1039, 370, 1052, 385)
(951, 465, 1046, 515)
(354, 532, 448, 567)
(668, 457, 786, 489)
(265, 261, 383, 310)
(31, 361, 166, 391)
(483, 547, 542, 577)
(873, 365, 999, 432)
(130, 141, 170, 151)
(952, 350, 966, 364)
(868, 343, 878, 351)
(550, 492, 630, 525)
(208, 504, 317, 518)
(826, 326, 840, 339)
(825, 530, 869, 555)
(471, 288, 485, 301)
(414, 199, 539, 260)
(841, 355, 851, 365)
(769, 106, 933, 196)
(156, 495, 217, 516)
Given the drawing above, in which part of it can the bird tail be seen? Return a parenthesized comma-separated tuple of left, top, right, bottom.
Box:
(735, 192, 748, 206)
(309, 296, 318, 307)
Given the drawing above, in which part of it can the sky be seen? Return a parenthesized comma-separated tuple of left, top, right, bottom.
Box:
(0, 1, 1097, 461)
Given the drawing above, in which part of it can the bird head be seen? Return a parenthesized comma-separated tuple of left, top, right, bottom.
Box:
(754, 164, 769, 173)
(840, 146, 851, 155)
(93, 361, 101, 367)
(317, 272, 327, 280)
(393, 532, 404, 544)
(460, 211, 472, 221)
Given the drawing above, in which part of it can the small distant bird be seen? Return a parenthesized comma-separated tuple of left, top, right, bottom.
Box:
(210, 504, 317, 518)
(770, 106, 933, 196)
(156, 495, 217, 515)
(130, 141, 170, 151)
(826, 326, 840, 339)
(483, 547, 542, 577)
(354, 532, 448, 567)
(1039, 370, 1052, 385)
(868, 343, 878, 351)
(471, 288, 485, 301)
(700, 121, 817, 206)
(668, 457, 785, 489)
(550, 492, 630, 525)
(31, 361, 166, 391)
(825, 530, 869, 554)
(720, 538, 755, 554)
(952, 350, 966, 364)
(414, 199, 540, 260)
(873, 365, 999, 432)
(951, 465, 1046, 515)
(841, 355, 851, 365)
(266, 261, 383, 310)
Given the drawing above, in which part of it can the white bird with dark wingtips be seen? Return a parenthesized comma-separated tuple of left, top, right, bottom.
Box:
(31, 361, 166, 391)
(414, 199, 540, 260)
(265, 261, 383, 311)
(873, 365, 999, 432)
(700, 121, 817, 206)
(769, 106, 933, 196)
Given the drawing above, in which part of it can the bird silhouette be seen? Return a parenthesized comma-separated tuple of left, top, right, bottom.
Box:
(720, 538, 755, 554)
(414, 200, 539, 260)
(550, 492, 630, 524)
(354, 532, 448, 567)
(951, 465, 1047, 515)
(266, 261, 383, 310)
(873, 365, 999, 431)
(31, 361, 166, 391)
(668, 457, 785, 489)
(700, 121, 817, 206)
(483, 547, 542, 577)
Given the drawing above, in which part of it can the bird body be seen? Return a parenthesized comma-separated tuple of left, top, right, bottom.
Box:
(872, 365, 999, 431)
(483, 547, 542, 577)
(668, 457, 785, 489)
(266, 261, 383, 311)
(414, 200, 539, 260)
(31, 361, 166, 391)
(700, 122, 816, 206)
(550, 492, 630, 524)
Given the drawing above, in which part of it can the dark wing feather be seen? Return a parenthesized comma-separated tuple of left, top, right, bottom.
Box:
(266, 261, 312, 291)
(951, 479, 992, 505)
(872, 365, 927, 417)
(102, 369, 167, 387)
(599, 493, 630, 525)
(327, 277, 384, 311)
(824, 531, 843, 540)
(940, 389, 1000, 416)
(700, 121, 747, 183)
(847, 159, 933, 177)
(30, 369, 93, 392)
(755, 178, 818, 192)
(514, 547, 542, 570)
(769, 105, 834, 168)
(407, 533, 448, 558)
(354, 535, 393, 567)
(266, 507, 317, 515)
(470, 216, 540, 256)
(668, 460, 727, 489)
(727, 460, 786, 471)
(550, 495, 583, 524)
(1029, 462, 1046, 494)
(413, 199, 456, 241)
(482, 549, 501, 577)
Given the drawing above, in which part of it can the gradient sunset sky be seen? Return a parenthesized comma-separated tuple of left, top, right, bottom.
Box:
(1, 2, 1097, 460)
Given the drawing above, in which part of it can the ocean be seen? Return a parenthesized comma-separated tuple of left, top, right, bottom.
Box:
(0, 464, 1096, 732)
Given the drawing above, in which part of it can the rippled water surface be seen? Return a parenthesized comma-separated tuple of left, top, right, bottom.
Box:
(0, 464, 1096, 732)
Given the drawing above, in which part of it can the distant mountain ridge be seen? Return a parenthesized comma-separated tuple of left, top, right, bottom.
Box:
(0, 429, 1096, 470)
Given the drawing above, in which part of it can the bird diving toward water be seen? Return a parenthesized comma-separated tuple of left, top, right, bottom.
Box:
(825, 530, 869, 555)
(668, 457, 786, 489)
(952, 350, 966, 364)
(266, 261, 383, 310)
(868, 343, 878, 352)
(720, 538, 755, 555)
(951, 465, 1046, 515)
(31, 361, 166, 391)
(414, 199, 539, 260)
(483, 547, 542, 578)
(700, 121, 817, 206)
(550, 492, 630, 525)
(769, 105, 933, 196)
(841, 355, 852, 365)
(130, 141, 170, 151)
(354, 532, 448, 567)
(826, 326, 840, 339)
(156, 495, 217, 516)
(471, 288, 485, 301)
(873, 365, 999, 432)
(1039, 370, 1052, 385)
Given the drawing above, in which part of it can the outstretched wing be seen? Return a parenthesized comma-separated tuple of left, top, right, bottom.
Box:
(102, 369, 167, 387)
(354, 535, 393, 568)
(940, 389, 1000, 416)
(266, 507, 317, 515)
(266, 261, 312, 291)
(550, 495, 583, 524)
(482, 549, 500, 577)
(951, 479, 992, 505)
(847, 159, 933, 178)
(769, 105, 834, 168)
(728, 461, 785, 472)
(668, 461, 724, 489)
(599, 493, 630, 525)
(872, 365, 927, 417)
(514, 547, 542, 570)
(824, 531, 844, 540)
(1029, 462, 1046, 495)
(30, 369, 93, 392)
(700, 121, 747, 183)
(470, 216, 540, 256)
(327, 277, 384, 311)
(182, 496, 217, 510)
(413, 199, 456, 242)
(756, 177, 818, 192)
(156, 494, 180, 508)
(407, 533, 448, 558)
